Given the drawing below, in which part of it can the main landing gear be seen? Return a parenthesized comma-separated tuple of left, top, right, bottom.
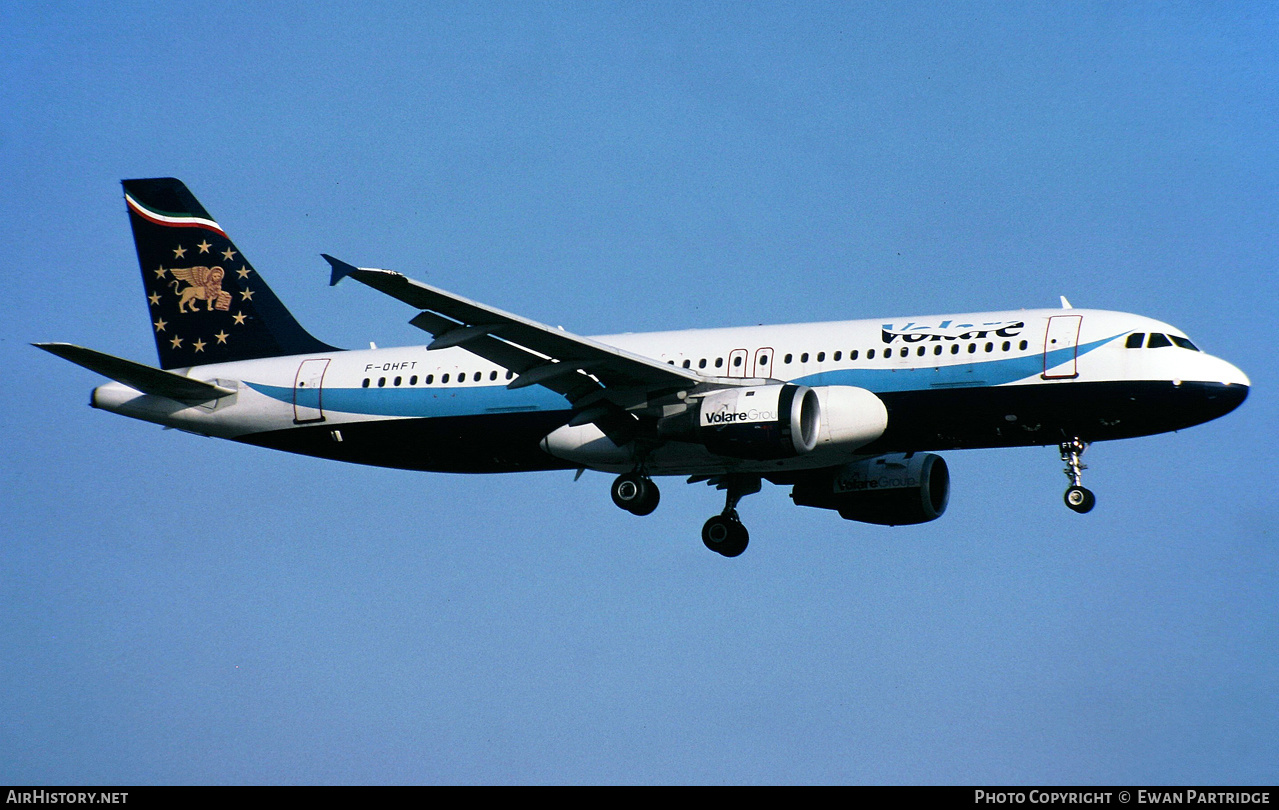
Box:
(611, 471, 660, 516)
(1060, 438, 1096, 514)
(701, 475, 760, 558)
(610, 470, 759, 557)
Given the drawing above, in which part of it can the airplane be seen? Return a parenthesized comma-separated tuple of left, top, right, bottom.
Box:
(37, 178, 1250, 557)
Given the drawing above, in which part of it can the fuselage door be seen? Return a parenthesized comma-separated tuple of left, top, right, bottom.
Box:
(294, 358, 330, 423)
(753, 347, 775, 379)
(1043, 315, 1083, 379)
(727, 348, 749, 378)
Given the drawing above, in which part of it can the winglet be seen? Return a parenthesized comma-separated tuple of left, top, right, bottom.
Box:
(323, 254, 359, 286)
(1060, 296, 1073, 309)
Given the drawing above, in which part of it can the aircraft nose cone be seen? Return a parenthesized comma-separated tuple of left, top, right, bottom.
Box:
(1202, 355, 1250, 391)
(1214, 359, 1250, 414)
(1201, 360, 1249, 418)
(1220, 380, 1249, 412)
(1224, 362, 1251, 389)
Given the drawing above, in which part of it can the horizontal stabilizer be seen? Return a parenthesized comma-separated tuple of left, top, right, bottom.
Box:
(34, 343, 235, 405)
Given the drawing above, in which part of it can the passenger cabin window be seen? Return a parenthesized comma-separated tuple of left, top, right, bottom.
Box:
(1126, 333, 1145, 349)
(1147, 333, 1173, 349)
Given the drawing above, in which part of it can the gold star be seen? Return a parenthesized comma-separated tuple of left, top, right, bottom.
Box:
(237, 266, 250, 279)
(154, 266, 167, 279)
(232, 311, 247, 325)
(240, 287, 254, 301)
(222, 247, 237, 261)
(192, 338, 206, 353)
(197, 240, 211, 253)
(214, 331, 229, 344)
(173, 245, 187, 259)
(148, 292, 162, 306)
(153, 318, 167, 332)
(170, 335, 183, 349)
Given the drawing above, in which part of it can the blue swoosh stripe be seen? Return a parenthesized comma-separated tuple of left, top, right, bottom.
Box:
(793, 334, 1119, 392)
(247, 380, 569, 418)
(248, 334, 1121, 417)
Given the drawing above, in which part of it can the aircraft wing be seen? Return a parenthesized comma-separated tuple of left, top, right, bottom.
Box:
(324, 255, 703, 410)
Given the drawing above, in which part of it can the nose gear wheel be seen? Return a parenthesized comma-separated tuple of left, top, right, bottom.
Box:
(1060, 439, 1096, 514)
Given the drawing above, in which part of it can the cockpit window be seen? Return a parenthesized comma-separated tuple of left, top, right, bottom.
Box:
(1171, 335, 1200, 352)
(1147, 333, 1173, 349)
(1125, 333, 1145, 349)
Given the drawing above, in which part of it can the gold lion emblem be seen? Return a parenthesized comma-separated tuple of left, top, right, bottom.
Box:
(169, 265, 232, 313)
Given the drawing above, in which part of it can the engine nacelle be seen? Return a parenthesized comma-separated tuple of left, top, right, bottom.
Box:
(791, 452, 949, 525)
(810, 385, 888, 452)
(692, 383, 821, 460)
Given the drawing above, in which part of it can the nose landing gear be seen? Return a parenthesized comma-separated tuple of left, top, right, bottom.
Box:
(1060, 438, 1096, 513)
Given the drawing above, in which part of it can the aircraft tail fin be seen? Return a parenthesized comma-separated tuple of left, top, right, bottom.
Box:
(122, 178, 338, 369)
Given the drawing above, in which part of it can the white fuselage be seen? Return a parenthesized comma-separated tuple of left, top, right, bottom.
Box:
(90, 307, 1250, 476)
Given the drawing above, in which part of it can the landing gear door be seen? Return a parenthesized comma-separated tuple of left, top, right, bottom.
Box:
(1043, 315, 1083, 379)
(294, 358, 330, 423)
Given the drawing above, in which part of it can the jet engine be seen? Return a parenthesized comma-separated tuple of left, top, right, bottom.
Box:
(652, 383, 888, 461)
(660, 383, 822, 460)
(790, 452, 950, 525)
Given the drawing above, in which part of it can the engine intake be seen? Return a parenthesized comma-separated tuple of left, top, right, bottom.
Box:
(791, 453, 949, 525)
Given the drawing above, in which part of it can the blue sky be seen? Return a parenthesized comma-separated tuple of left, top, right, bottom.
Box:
(2, 2, 1275, 785)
